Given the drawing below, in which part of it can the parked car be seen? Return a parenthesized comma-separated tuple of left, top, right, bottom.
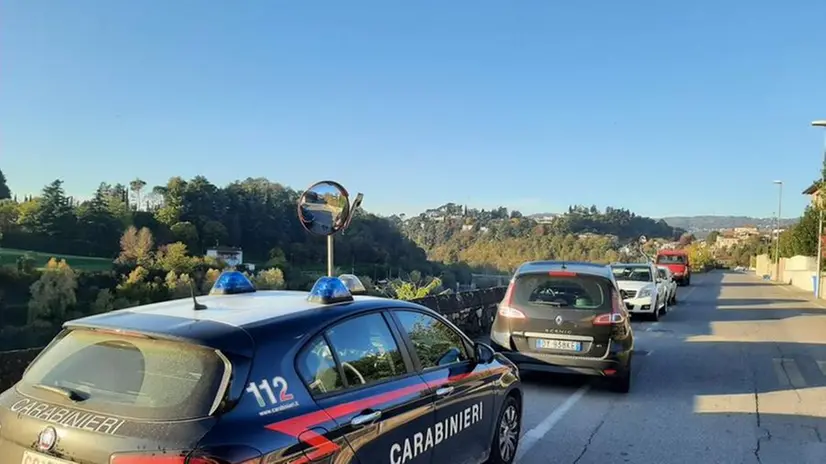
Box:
(611, 262, 669, 321)
(0, 272, 523, 464)
(489, 261, 635, 393)
(656, 265, 678, 305)
(656, 250, 691, 286)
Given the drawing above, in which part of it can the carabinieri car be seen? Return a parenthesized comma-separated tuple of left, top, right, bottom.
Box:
(0, 272, 522, 464)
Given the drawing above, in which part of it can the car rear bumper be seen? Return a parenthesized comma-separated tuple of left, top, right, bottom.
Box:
(490, 339, 631, 377)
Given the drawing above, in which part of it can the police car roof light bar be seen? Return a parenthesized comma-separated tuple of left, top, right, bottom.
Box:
(338, 274, 368, 295)
(210, 271, 257, 296)
(308, 276, 355, 305)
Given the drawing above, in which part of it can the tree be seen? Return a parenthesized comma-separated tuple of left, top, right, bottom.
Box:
(388, 275, 444, 300)
(130, 178, 147, 211)
(117, 226, 155, 265)
(155, 242, 192, 273)
(254, 268, 286, 290)
(28, 258, 78, 323)
(685, 243, 715, 271)
(678, 232, 695, 247)
(706, 231, 720, 246)
(34, 180, 76, 238)
(0, 168, 11, 200)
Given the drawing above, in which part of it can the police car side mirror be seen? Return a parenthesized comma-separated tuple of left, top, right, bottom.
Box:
(475, 342, 495, 364)
(297, 180, 351, 236)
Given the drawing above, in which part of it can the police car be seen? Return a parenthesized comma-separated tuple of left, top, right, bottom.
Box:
(0, 271, 523, 464)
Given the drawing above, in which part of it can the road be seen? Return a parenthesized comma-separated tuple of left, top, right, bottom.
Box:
(509, 271, 826, 464)
(302, 202, 338, 233)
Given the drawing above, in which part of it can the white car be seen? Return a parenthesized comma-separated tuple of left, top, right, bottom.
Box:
(656, 265, 678, 305)
(610, 262, 669, 321)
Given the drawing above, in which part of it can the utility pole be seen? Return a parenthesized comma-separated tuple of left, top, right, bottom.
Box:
(773, 181, 783, 281)
(813, 121, 826, 298)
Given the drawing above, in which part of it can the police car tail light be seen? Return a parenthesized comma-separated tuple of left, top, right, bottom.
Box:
(307, 276, 355, 304)
(594, 293, 626, 326)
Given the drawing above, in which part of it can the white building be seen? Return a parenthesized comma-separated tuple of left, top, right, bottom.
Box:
(206, 247, 244, 267)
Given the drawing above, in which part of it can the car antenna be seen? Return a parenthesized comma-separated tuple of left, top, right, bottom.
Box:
(189, 282, 208, 310)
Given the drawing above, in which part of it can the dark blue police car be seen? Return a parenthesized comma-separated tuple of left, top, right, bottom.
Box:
(0, 272, 522, 464)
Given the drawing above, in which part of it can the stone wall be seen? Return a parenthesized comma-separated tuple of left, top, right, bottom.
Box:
(0, 287, 507, 393)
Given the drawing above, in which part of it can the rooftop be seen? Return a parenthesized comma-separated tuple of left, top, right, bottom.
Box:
(73, 290, 387, 329)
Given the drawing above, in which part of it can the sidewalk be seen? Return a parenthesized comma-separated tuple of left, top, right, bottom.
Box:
(759, 273, 826, 310)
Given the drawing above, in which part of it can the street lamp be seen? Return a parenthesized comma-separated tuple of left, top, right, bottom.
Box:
(812, 120, 826, 298)
(772, 180, 783, 281)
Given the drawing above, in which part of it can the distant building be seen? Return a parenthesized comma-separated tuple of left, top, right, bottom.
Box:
(206, 246, 244, 267)
(732, 227, 759, 237)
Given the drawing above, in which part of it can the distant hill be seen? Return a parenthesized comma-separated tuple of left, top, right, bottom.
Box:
(660, 216, 798, 233)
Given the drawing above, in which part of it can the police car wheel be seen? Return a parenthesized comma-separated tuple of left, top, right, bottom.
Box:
(489, 396, 520, 464)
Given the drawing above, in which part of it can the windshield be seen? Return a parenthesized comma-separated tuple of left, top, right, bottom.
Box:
(657, 254, 686, 264)
(511, 273, 610, 310)
(20, 329, 230, 421)
(611, 266, 653, 282)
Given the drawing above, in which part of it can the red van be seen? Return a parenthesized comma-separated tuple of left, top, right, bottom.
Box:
(656, 250, 691, 286)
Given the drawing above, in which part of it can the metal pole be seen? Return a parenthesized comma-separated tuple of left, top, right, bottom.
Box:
(327, 235, 334, 277)
(818, 132, 826, 298)
(775, 182, 782, 281)
(818, 209, 823, 298)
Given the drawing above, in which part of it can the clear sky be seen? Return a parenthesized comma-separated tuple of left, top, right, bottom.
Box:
(2, 1, 826, 219)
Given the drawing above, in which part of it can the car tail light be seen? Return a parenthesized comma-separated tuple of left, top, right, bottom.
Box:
(502, 280, 515, 306)
(593, 292, 626, 326)
(498, 279, 526, 319)
(498, 306, 526, 319)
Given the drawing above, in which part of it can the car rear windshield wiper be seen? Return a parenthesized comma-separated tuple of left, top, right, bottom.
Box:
(33, 383, 90, 402)
(532, 301, 567, 307)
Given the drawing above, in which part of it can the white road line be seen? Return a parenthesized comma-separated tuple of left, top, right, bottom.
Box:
(515, 384, 590, 463)
(773, 358, 807, 388)
(783, 359, 807, 388)
(773, 359, 789, 386)
(817, 361, 826, 377)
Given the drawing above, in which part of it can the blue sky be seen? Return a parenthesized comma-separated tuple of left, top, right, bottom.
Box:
(2, 1, 826, 219)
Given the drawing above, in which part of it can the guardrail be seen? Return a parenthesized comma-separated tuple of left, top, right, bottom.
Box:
(0, 286, 507, 393)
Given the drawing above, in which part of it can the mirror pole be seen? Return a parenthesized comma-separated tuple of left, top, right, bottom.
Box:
(327, 235, 335, 277)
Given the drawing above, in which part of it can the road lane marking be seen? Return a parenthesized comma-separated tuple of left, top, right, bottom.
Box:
(515, 384, 590, 462)
(773, 358, 807, 388)
(772, 359, 789, 386)
(817, 361, 826, 377)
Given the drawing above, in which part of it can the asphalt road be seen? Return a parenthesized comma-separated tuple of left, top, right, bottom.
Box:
(507, 271, 826, 464)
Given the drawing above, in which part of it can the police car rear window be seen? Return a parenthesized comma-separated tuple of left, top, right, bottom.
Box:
(19, 329, 230, 421)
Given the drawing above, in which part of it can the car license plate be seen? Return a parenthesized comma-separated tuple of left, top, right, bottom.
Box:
(21, 451, 73, 464)
(535, 339, 582, 351)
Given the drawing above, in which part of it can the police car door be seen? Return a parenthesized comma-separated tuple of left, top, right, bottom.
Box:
(307, 311, 436, 464)
(390, 309, 496, 464)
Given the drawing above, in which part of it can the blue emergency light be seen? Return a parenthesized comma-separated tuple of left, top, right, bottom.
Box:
(210, 271, 257, 295)
(307, 276, 354, 304)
